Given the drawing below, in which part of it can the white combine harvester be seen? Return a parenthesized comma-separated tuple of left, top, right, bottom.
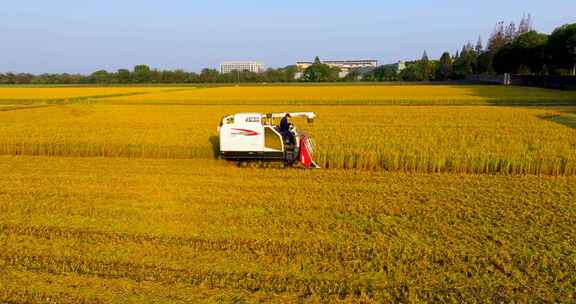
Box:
(218, 112, 319, 168)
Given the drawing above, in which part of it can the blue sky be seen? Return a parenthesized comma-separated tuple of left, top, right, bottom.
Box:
(1, 1, 574, 73)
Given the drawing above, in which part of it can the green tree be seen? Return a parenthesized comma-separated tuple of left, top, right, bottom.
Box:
(399, 60, 432, 81)
(116, 69, 131, 83)
(492, 45, 517, 74)
(399, 63, 421, 81)
(436, 52, 453, 80)
(263, 68, 283, 82)
(453, 44, 475, 79)
(421, 51, 432, 80)
(475, 37, 484, 54)
(547, 23, 576, 75)
(514, 31, 548, 74)
(133, 65, 152, 83)
(493, 31, 548, 74)
(371, 65, 399, 81)
(475, 52, 493, 74)
(199, 68, 219, 82)
(281, 65, 298, 82)
(91, 70, 111, 83)
(302, 57, 340, 82)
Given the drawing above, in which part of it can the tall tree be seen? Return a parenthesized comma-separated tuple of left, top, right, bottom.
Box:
(493, 30, 548, 74)
(515, 31, 548, 74)
(488, 22, 507, 53)
(371, 65, 399, 81)
(421, 50, 432, 80)
(475, 36, 484, 54)
(199, 68, 219, 82)
(133, 65, 152, 83)
(452, 44, 474, 78)
(504, 22, 517, 43)
(421, 50, 429, 62)
(547, 23, 576, 75)
(476, 52, 493, 74)
(518, 14, 533, 35)
(117, 69, 131, 83)
(399, 62, 421, 81)
(436, 52, 453, 80)
(303, 59, 339, 82)
(91, 70, 111, 83)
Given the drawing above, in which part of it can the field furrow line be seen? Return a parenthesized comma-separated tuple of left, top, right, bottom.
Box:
(0, 223, 381, 262)
(0, 289, 103, 304)
(0, 252, 366, 297)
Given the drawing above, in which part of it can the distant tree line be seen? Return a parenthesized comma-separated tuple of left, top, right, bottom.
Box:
(1, 16, 574, 84)
(0, 64, 299, 85)
(362, 15, 575, 82)
(298, 56, 342, 82)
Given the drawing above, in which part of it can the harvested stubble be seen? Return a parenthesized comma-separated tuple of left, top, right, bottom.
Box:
(0, 104, 574, 175)
(0, 156, 574, 303)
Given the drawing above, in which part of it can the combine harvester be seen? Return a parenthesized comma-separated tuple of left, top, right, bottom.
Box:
(218, 112, 319, 168)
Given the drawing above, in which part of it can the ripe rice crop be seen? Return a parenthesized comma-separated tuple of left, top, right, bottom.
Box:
(0, 104, 216, 159)
(308, 106, 576, 174)
(1, 85, 575, 302)
(0, 104, 574, 175)
(0, 86, 180, 102)
(98, 85, 576, 105)
(0, 156, 574, 302)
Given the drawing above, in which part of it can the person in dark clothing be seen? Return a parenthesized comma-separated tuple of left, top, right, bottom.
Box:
(280, 113, 291, 132)
(279, 113, 294, 145)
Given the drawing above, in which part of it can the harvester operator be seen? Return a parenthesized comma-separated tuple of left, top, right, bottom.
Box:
(280, 113, 294, 145)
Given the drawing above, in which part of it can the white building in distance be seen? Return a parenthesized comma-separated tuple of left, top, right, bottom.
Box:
(394, 61, 406, 73)
(295, 59, 378, 78)
(220, 61, 264, 74)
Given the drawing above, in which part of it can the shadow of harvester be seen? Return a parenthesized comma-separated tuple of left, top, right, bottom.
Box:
(209, 136, 220, 159)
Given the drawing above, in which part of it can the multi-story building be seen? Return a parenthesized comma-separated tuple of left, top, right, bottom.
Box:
(295, 59, 378, 78)
(220, 61, 264, 74)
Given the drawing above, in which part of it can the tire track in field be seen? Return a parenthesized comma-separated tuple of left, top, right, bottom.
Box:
(0, 289, 103, 304)
(0, 223, 380, 262)
(0, 252, 364, 297)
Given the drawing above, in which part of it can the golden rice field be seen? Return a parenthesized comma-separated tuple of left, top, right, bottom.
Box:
(0, 86, 175, 103)
(1, 84, 575, 303)
(1, 157, 575, 303)
(97, 85, 576, 105)
(0, 104, 575, 174)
